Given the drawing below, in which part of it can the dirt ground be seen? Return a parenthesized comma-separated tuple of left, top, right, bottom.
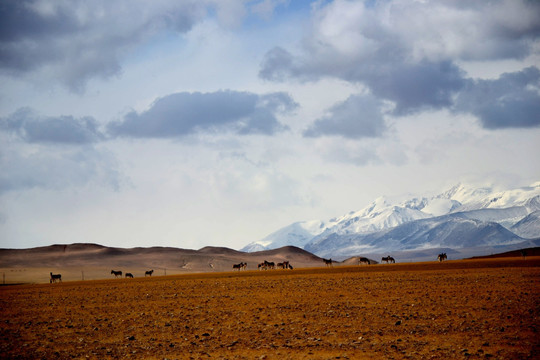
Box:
(1, 258, 538, 359)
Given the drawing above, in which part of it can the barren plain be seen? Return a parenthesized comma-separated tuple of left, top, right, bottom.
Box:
(1, 257, 539, 359)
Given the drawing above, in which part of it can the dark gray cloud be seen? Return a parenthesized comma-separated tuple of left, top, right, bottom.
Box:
(363, 60, 466, 116)
(455, 67, 540, 129)
(0, 107, 104, 144)
(260, 0, 540, 130)
(0, 0, 206, 91)
(259, 32, 466, 116)
(0, 145, 121, 194)
(107, 90, 296, 138)
(304, 94, 386, 139)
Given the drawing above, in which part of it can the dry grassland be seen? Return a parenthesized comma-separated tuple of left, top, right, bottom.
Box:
(1, 258, 539, 359)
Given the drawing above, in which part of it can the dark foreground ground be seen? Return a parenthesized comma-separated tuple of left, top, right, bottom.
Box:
(1, 257, 539, 359)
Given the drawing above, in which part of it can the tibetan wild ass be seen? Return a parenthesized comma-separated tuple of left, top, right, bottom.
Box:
(359, 257, 370, 265)
(50, 272, 62, 283)
(323, 258, 333, 267)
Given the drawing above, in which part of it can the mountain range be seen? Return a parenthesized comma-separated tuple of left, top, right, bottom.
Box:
(241, 182, 540, 260)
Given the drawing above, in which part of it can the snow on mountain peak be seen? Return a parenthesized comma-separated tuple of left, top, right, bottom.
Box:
(241, 181, 540, 254)
(438, 183, 492, 204)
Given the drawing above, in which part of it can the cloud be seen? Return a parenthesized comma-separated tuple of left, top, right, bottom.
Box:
(108, 90, 296, 138)
(0, 144, 122, 194)
(260, 0, 540, 128)
(303, 94, 386, 138)
(250, 0, 290, 20)
(0, 107, 104, 144)
(362, 60, 466, 115)
(0, 0, 208, 91)
(455, 66, 540, 129)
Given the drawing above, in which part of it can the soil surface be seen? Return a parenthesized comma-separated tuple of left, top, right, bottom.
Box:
(1, 257, 539, 359)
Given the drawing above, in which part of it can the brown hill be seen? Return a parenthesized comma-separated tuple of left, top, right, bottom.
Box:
(470, 246, 540, 259)
(0, 243, 327, 283)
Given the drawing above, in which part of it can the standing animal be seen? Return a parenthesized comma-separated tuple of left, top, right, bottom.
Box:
(381, 256, 395, 264)
(50, 272, 62, 283)
(359, 257, 370, 265)
(323, 258, 333, 267)
(437, 253, 447, 262)
(111, 270, 122, 278)
(145, 269, 154, 277)
(125, 273, 134, 278)
(232, 263, 243, 271)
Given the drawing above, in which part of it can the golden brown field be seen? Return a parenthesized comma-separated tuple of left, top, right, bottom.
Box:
(1, 258, 539, 359)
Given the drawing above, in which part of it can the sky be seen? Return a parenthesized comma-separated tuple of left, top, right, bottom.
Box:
(1, 0, 539, 250)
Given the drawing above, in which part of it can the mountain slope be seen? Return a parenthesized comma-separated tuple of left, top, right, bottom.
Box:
(304, 214, 525, 258)
(511, 210, 540, 239)
(241, 182, 540, 257)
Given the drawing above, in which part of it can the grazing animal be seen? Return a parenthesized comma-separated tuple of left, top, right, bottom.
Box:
(437, 253, 447, 262)
(381, 256, 395, 264)
(125, 273, 134, 278)
(323, 258, 333, 267)
(258, 262, 266, 270)
(233, 262, 247, 271)
(111, 270, 122, 278)
(277, 260, 291, 270)
(359, 257, 370, 265)
(264, 260, 275, 270)
(50, 272, 62, 283)
(145, 269, 154, 277)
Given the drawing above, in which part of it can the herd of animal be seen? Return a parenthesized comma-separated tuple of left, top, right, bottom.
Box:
(256, 260, 293, 270)
(49, 269, 156, 282)
(49, 254, 449, 283)
(110, 269, 154, 278)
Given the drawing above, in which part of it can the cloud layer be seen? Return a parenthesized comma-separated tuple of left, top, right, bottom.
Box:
(1, 107, 103, 144)
(0, 0, 232, 91)
(108, 90, 296, 138)
(1, 0, 539, 250)
(260, 0, 540, 133)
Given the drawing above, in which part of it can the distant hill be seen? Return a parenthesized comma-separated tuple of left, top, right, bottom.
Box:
(0, 243, 326, 273)
(470, 246, 540, 259)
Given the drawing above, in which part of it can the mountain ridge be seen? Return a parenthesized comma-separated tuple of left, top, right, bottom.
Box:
(241, 182, 540, 258)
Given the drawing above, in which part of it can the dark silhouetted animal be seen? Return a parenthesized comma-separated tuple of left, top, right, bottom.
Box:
(145, 269, 154, 276)
(50, 272, 62, 283)
(437, 253, 447, 262)
(323, 258, 333, 267)
(125, 273, 134, 278)
(111, 270, 122, 278)
(381, 256, 395, 264)
(359, 257, 370, 265)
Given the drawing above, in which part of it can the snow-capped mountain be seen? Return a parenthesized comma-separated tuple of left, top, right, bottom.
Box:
(240, 182, 540, 257)
(240, 220, 327, 252)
